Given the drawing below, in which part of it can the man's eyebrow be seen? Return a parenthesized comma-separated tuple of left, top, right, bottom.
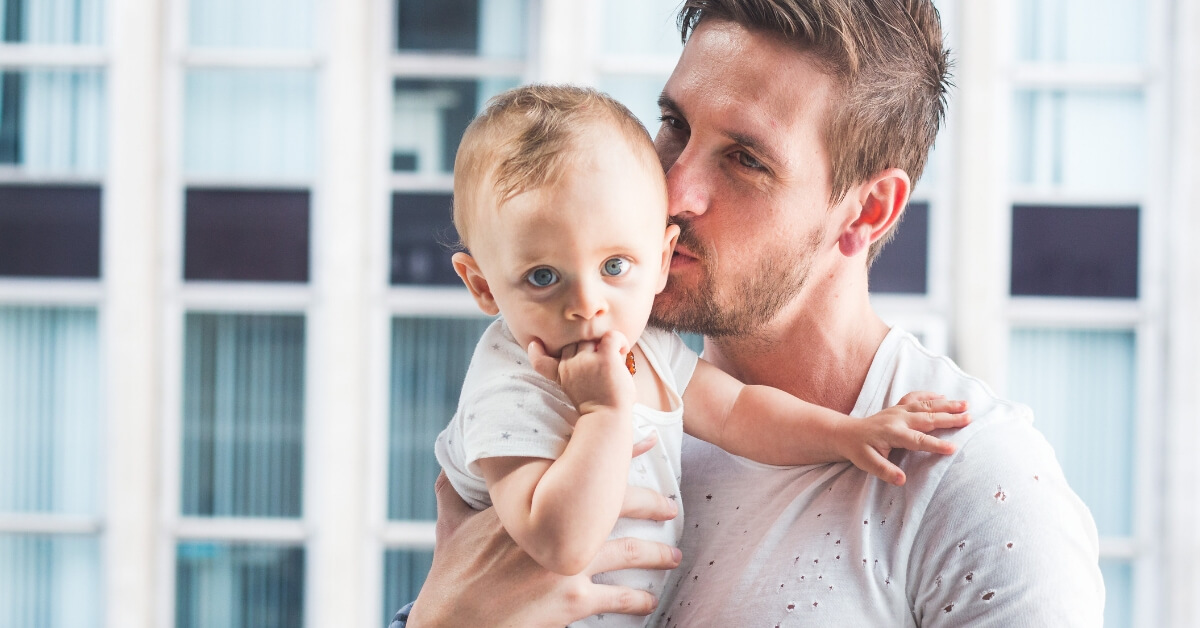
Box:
(657, 93, 680, 114)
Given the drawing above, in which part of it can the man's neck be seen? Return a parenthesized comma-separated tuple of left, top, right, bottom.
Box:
(701, 275, 889, 415)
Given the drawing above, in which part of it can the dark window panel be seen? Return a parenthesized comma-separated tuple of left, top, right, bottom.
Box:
(870, 201, 929, 294)
(393, 79, 479, 173)
(1011, 204, 1139, 299)
(0, 184, 101, 278)
(396, 0, 479, 53)
(0, 72, 22, 163)
(390, 192, 460, 285)
(184, 188, 310, 283)
(3, 1, 22, 42)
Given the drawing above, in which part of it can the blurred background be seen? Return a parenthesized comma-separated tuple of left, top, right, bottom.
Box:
(1, 0, 1198, 626)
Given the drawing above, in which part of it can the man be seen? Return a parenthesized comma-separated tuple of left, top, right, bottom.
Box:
(397, 0, 1104, 625)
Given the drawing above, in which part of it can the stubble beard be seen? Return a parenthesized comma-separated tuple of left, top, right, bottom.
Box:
(649, 219, 823, 339)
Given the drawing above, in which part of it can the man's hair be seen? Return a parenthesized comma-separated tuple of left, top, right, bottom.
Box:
(452, 84, 660, 249)
(678, 0, 951, 264)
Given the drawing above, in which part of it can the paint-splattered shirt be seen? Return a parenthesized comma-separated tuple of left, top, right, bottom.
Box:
(657, 327, 1103, 627)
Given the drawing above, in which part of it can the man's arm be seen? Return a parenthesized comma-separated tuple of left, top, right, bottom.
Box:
(906, 415, 1104, 626)
(405, 462, 681, 626)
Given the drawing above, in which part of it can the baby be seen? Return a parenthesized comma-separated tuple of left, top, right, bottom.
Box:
(434, 84, 968, 627)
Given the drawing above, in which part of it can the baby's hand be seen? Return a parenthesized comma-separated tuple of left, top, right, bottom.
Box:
(527, 330, 636, 419)
(835, 391, 970, 486)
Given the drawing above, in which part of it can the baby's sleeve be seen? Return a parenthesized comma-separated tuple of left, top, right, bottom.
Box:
(458, 373, 578, 478)
(642, 327, 700, 395)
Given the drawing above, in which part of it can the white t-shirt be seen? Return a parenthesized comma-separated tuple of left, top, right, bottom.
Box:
(435, 319, 699, 628)
(657, 327, 1104, 627)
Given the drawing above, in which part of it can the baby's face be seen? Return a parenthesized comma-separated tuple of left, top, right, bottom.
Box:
(463, 134, 677, 357)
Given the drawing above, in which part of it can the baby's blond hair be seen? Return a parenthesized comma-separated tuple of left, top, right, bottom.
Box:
(452, 84, 662, 248)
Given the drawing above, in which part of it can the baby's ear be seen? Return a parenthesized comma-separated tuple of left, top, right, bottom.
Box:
(656, 223, 681, 292)
(452, 252, 500, 315)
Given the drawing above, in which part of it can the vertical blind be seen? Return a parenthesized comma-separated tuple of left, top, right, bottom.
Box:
(387, 316, 490, 520)
(187, 0, 313, 50)
(0, 0, 104, 44)
(176, 542, 304, 628)
(181, 313, 306, 519)
(0, 534, 100, 628)
(0, 70, 106, 174)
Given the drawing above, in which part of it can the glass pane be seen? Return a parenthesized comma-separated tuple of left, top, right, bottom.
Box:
(870, 201, 928, 294)
(1016, 0, 1144, 64)
(597, 74, 668, 133)
(184, 70, 315, 179)
(0, 307, 99, 515)
(0, 533, 100, 627)
(1100, 559, 1132, 628)
(391, 77, 518, 174)
(390, 192, 461, 286)
(189, 0, 313, 50)
(0, 70, 106, 174)
(1010, 204, 1138, 299)
(1012, 90, 1144, 196)
(182, 313, 305, 518)
(0, 0, 104, 44)
(381, 549, 433, 626)
(1008, 329, 1135, 536)
(395, 0, 526, 57)
(602, 0, 683, 56)
(0, 185, 101, 279)
(176, 542, 304, 628)
(184, 188, 310, 283)
(388, 316, 490, 520)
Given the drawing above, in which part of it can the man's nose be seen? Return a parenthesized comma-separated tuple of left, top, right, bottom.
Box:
(566, 280, 607, 320)
(664, 147, 709, 219)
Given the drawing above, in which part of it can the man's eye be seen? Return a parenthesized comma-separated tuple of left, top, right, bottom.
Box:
(602, 258, 629, 277)
(735, 151, 764, 170)
(658, 114, 685, 131)
(527, 268, 558, 287)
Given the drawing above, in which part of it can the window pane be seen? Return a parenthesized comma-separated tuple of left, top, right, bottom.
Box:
(189, 0, 313, 50)
(184, 188, 309, 283)
(1100, 559, 1133, 628)
(1016, 0, 1144, 64)
(395, 0, 526, 57)
(381, 549, 433, 626)
(602, 0, 682, 56)
(0, 533, 100, 627)
(388, 316, 490, 520)
(182, 313, 305, 518)
(1012, 90, 1144, 196)
(597, 75, 668, 133)
(390, 192, 460, 286)
(0, 70, 106, 174)
(185, 70, 315, 179)
(869, 201, 928, 294)
(176, 542, 304, 628)
(1010, 204, 1138, 299)
(0, 0, 104, 44)
(0, 185, 101, 279)
(0, 307, 99, 515)
(1008, 328, 1135, 536)
(392, 77, 518, 174)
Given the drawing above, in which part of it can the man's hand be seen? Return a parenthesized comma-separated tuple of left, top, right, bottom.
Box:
(834, 391, 970, 486)
(407, 436, 680, 628)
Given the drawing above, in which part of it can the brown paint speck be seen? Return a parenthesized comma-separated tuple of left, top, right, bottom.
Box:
(943, 604, 954, 613)
(965, 572, 974, 582)
(983, 591, 996, 601)
(1006, 542, 1014, 549)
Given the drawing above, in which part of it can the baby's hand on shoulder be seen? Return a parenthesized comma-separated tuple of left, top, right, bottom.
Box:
(528, 331, 636, 418)
(838, 391, 970, 486)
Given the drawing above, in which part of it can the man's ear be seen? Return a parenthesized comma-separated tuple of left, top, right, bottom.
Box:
(452, 252, 500, 316)
(838, 168, 911, 258)
(656, 223, 681, 293)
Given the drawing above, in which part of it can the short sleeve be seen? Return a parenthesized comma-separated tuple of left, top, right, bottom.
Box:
(906, 415, 1105, 626)
(458, 372, 577, 477)
(639, 327, 700, 396)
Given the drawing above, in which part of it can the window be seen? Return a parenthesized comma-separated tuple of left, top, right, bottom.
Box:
(0, 1, 106, 622)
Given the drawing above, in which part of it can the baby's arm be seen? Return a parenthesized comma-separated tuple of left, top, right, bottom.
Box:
(683, 359, 969, 485)
(475, 331, 636, 576)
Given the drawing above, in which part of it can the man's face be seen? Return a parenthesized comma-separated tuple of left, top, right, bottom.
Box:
(650, 19, 840, 337)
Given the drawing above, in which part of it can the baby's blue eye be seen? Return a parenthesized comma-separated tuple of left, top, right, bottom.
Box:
(527, 267, 558, 287)
(602, 258, 629, 277)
